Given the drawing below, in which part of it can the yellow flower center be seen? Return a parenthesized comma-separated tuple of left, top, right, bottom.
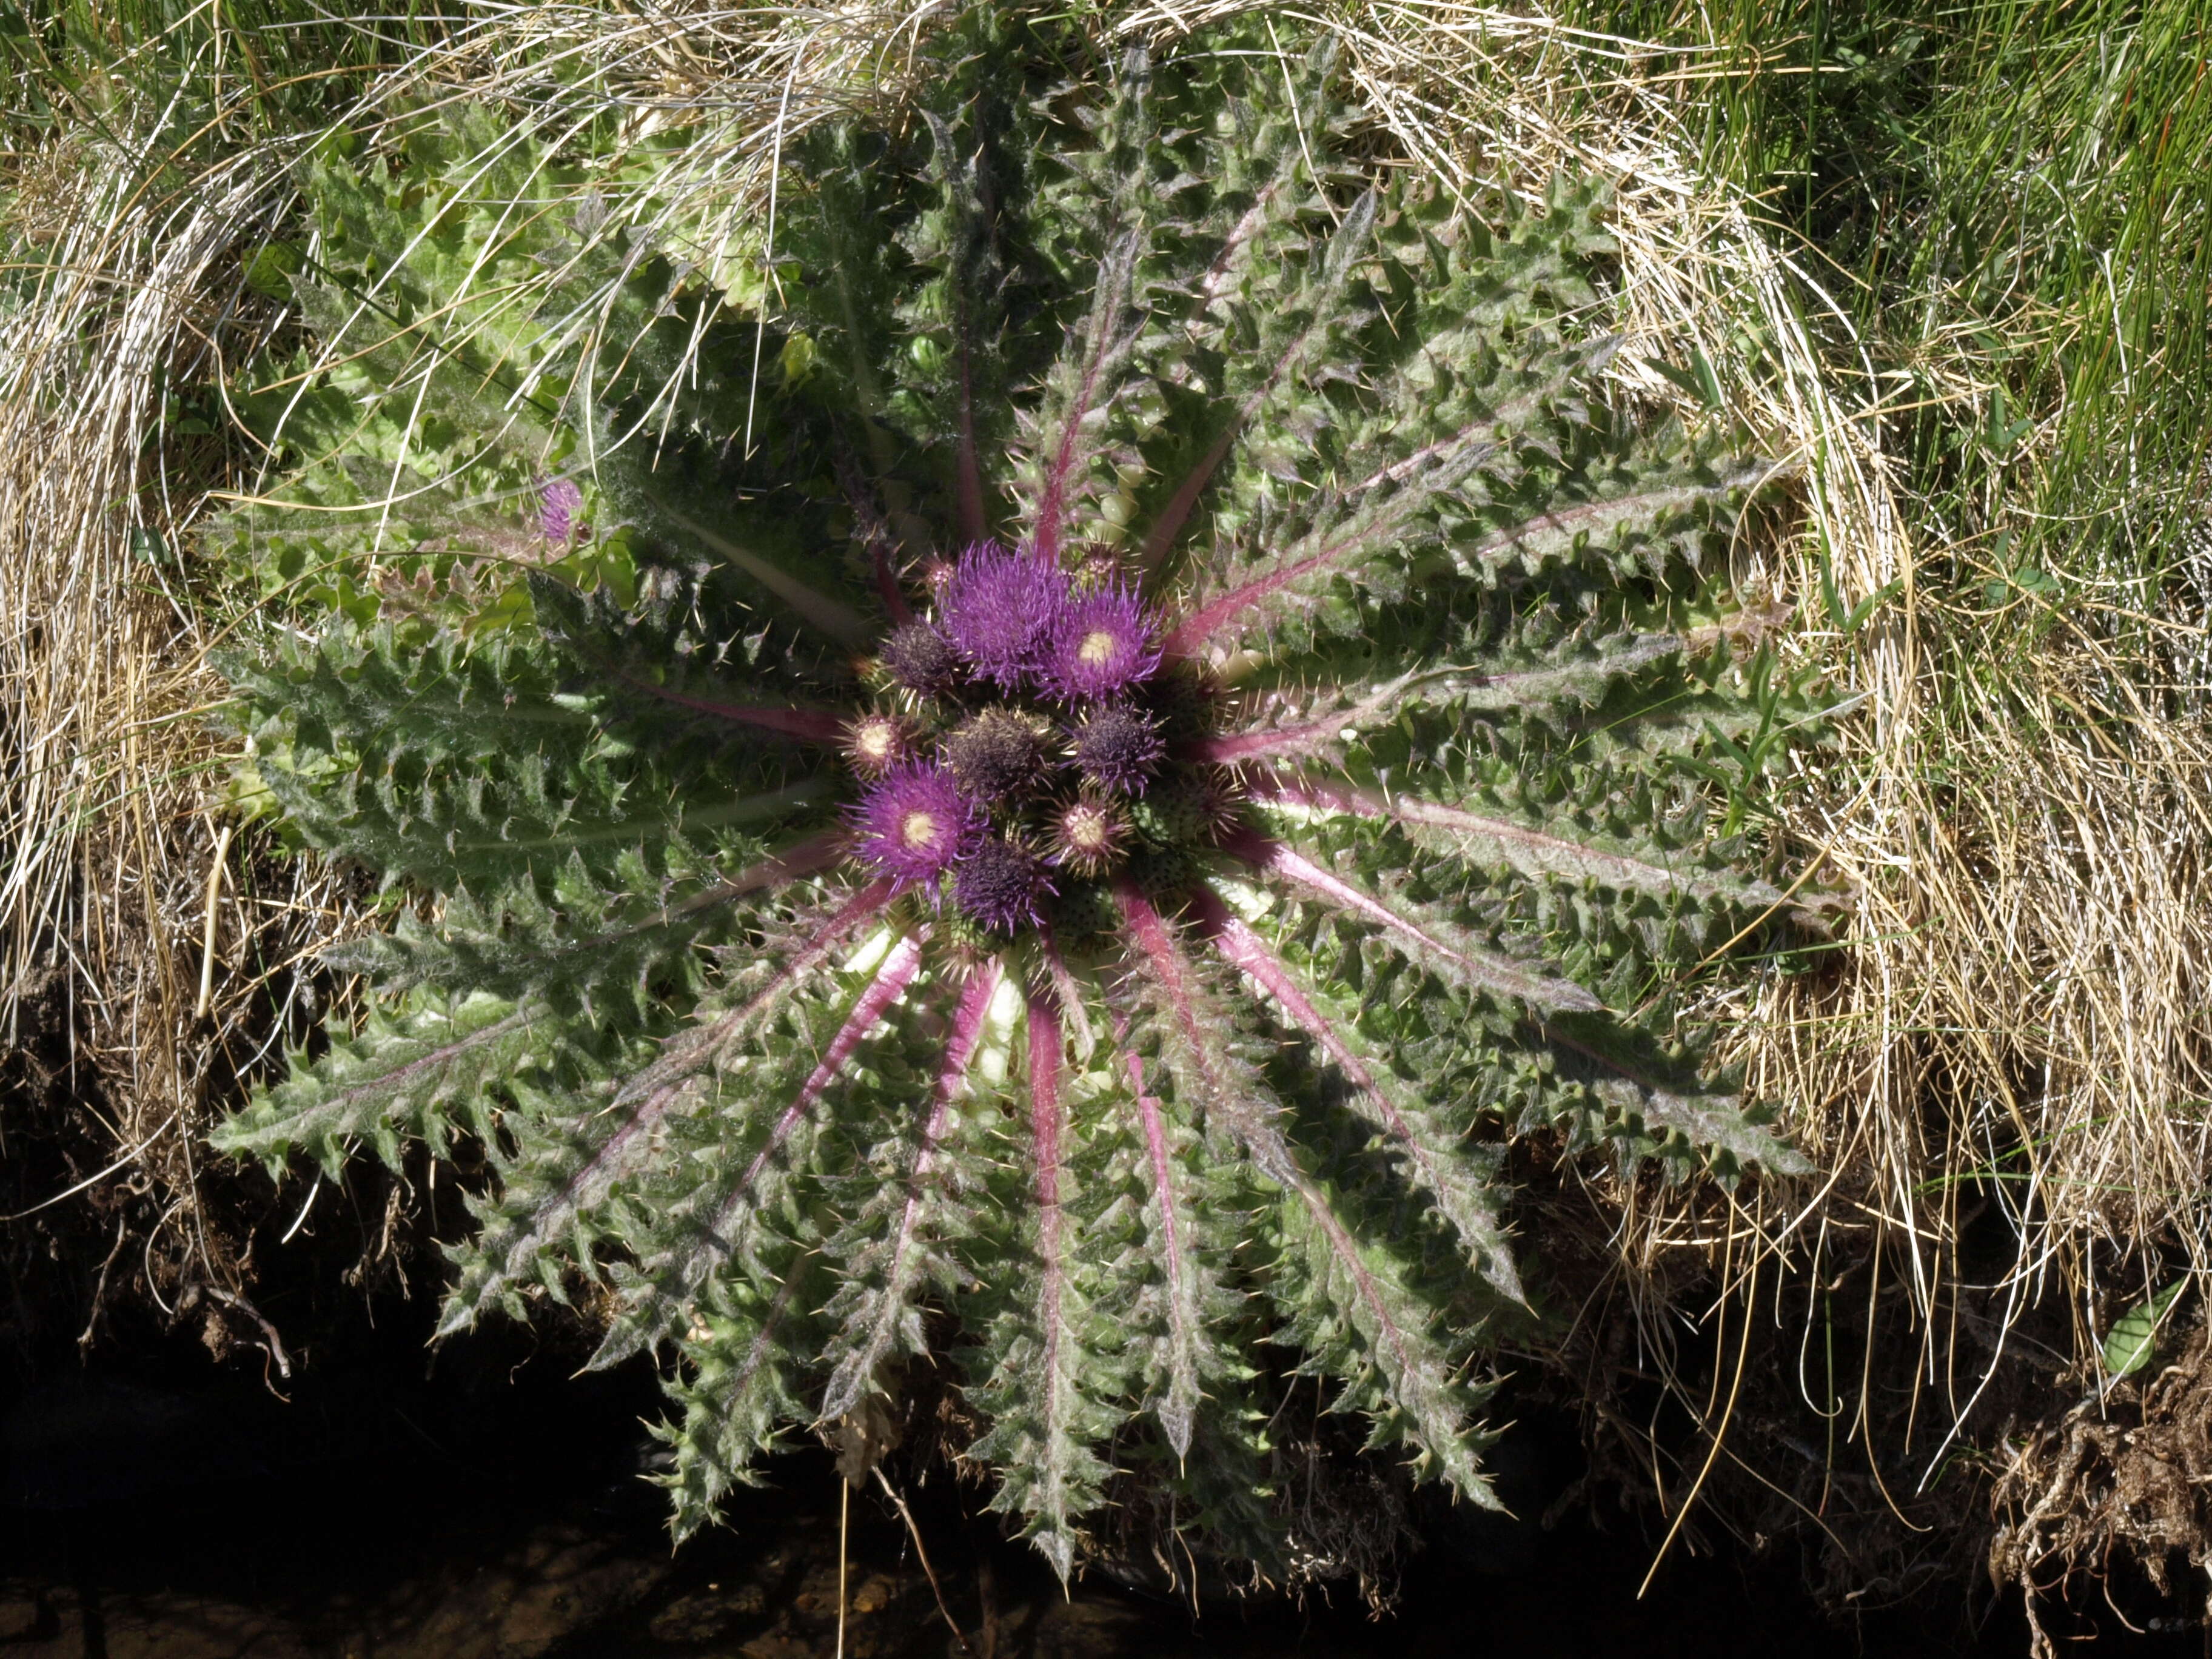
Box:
(856, 722, 895, 762)
(900, 810, 940, 851)
(1078, 628, 1118, 667)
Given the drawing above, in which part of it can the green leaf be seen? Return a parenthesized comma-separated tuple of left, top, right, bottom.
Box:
(1646, 349, 1724, 410)
(243, 240, 305, 300)
(2102, 1278, 2189, 1378)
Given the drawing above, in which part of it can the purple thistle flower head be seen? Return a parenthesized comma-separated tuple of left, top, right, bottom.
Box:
(942, 541, 1070, 691)
(1042, 581, 1160, 701)
(851, 761, 982, 896)
(953, 836, 1056, 935)
(1071, 701, 1167, 794)
(944, 708, 1054, 803)
(540, 477, 585, 548)
(880, 622, 964, 697)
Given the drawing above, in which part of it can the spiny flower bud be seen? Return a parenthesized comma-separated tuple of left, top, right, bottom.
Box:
(842, 711, 914, 778)
(1141, 769, 1245, 847)
(942, 541, 1070, 691)
(1070, 702, 1165, 795)
(953, 835, 1054, 935)
(945, 708, 1054, 802)
(1141, 659, 1223, 740)
(851, 761, 981, 895)
(1125, 843, 1199, 896)
(1050, 882, 1118, 939)
(880, 621, 965, 697)
(1048, 794, 1130, 876)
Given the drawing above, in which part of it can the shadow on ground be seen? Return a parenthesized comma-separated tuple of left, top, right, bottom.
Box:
(0, 1289, 2177, 1659)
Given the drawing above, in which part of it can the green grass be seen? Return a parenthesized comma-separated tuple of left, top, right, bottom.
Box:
(1557, 0, 2212, 655)
(0, 0, 425, 139)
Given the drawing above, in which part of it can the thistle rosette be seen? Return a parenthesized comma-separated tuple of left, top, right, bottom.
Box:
(217, 15, 1824, 1586)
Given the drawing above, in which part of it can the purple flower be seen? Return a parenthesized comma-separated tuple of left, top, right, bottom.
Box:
(851, 762, 982, 896)
(1042, 581, 1160, 700)
(953, 836, 1056, 934)
(1070, 702, 1166, 794)
(880, 622, 964, 696)
(540, 478, 585, 548)
(942, 542, 1070, 691)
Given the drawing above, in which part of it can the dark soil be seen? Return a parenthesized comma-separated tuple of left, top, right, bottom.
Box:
(0, 1142, 2196, 1657)
(0, 1288, 2130, 1659)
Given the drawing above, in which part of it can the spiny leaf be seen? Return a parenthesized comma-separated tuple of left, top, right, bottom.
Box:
(1227, 829, 1601, 1013)
(819, 958, 1002, 1421)
(1190, 886, 1523, 1301)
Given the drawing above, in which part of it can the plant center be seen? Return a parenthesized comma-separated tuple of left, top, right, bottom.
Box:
(850, 543, 1239, 934)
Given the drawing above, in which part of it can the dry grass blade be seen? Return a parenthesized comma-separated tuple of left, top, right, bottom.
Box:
(0, 105, 344, 1316)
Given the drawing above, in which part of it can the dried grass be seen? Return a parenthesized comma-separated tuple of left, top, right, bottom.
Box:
(0, 104, 354, 1327)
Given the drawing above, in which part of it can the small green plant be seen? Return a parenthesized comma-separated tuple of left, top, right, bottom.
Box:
(217, 13, 1815, 1574)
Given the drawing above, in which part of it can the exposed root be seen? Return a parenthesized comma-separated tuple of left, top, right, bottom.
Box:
(1991, 1321, 2212, 1655)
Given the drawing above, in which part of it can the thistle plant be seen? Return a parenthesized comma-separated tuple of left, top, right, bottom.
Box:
(216, 14, 1816, 1575)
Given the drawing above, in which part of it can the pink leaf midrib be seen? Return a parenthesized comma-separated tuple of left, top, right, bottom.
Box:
(726, 930, 927, 1210)
(595, 928, 928, 1363)
(306, 1002, 534, 1125)
(1116, 884, 1433, 1441)
(1191, 888, 1522, 1301)
(1140, 190, 1375, 578)
(1027, 982, 1074, 1518)
(1110, 974, 1203, 1456)
(605, 664, 847, 742)
(1227, 831, 1598, 1013)
(1165, 472, 1726, 658)
(1248, 769, 1779, 910)
(824, 957, 1002, 1419)
(1033, 233, 1139, 563)
(618, 878, 893, 1107)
